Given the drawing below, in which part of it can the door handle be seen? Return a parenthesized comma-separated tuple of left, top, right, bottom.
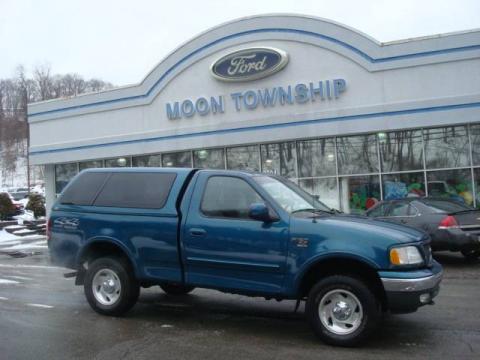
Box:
(189, 228, 206, 237)
(400, 219, 407, 224)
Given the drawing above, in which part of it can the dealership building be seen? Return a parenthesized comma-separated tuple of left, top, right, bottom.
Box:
(28, 15, 480, 214)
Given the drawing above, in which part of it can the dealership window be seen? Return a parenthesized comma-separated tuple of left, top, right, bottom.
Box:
(336, 134, 378, 175)
(55, 163, 78, 194)
(297, 138, 336, 177)
(193, 148, 225, 169)
(260, 142, 297, 177)
(471, 124, 480, 165)
(427, 169, 474, 206)
(79, 160, 104, 171)
(474, 168, 480, 209)
(105, 157, 131, 167)
(162, 151, 192, 167)
(226, 145, 260, 171)
(379, 130, 424, 172)
(339, 175, 381, 214)
(298, 177, 339, 210)
(382, 172, 425, 200)
(423, 126, 469, 169)
(132, 154, 162, 167)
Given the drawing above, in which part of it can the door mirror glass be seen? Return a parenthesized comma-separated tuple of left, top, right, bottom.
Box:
(248, 203, 273, 222)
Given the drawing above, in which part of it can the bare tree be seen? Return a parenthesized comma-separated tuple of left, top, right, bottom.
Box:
(0, 64, 114, 187)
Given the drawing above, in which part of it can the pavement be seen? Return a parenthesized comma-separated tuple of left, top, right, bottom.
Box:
(0, 239, 479, 360)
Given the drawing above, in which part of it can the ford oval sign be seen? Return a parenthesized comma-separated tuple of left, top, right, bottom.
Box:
(211, 47, 288, 82)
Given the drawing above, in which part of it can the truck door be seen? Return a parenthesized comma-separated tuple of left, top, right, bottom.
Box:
(182, 172, 289, 294)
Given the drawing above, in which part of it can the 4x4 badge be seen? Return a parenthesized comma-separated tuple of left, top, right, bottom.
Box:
(293, 238, 309, 248)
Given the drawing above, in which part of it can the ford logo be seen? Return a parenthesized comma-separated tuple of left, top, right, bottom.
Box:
(210, 47, 289, 82)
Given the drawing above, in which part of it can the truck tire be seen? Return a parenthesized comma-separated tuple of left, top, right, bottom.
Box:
(84, 256, 140, 316)
(305, 275, 380, 347)
(160, 283, 195, 295)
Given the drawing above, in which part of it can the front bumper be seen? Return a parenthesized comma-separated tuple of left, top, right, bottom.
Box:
(379, 261, 443, 313)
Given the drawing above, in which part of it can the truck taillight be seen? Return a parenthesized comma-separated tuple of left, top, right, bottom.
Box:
(438, 215, 459, 229)
(46, 218, 52, 243)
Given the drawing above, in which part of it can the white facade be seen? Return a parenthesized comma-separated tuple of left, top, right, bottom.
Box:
(27, 15, 480, 214)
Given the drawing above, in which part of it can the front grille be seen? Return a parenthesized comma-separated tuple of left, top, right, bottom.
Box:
(423, 243, 433, 266)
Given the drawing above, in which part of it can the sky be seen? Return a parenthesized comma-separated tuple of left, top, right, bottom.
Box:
(1, 0, 479, 86)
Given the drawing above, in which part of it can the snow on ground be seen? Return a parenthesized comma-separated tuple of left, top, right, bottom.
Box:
(0, 229, 47, 252)
(1, 241, 47, 251)
(13, 211, 36, 224)
(0, 279, 20, 285)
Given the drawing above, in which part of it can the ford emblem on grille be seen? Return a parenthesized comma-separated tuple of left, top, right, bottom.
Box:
(210, 47, 289, 82)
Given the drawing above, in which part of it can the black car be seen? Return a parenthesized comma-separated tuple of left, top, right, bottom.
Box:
(366, 197, 480, 260)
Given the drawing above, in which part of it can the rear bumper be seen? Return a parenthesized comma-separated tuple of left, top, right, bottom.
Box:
(379, 261, 443, 313)
(432, 229, 480, 252)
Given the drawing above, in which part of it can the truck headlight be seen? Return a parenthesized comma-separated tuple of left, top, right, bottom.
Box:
(390, 246, 423, 266)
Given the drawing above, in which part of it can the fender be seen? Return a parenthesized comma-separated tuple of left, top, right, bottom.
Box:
(76, 236, 141, 278)
(292, 251, 381, 295)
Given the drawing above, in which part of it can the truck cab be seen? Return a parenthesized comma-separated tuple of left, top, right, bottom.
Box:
(48, 168, 443, 346)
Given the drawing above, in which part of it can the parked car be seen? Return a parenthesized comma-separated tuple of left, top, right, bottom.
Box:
(366, 197, 480, 260)
(49, 168, 442, 346)
(9, 188, 29, 201)
(6, 192, 24, 216)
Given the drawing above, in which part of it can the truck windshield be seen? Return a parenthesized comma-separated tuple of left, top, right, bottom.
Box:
(253, 175, 332, 214)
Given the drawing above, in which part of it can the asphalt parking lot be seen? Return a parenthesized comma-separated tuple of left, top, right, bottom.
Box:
(0, 241, 479, 360)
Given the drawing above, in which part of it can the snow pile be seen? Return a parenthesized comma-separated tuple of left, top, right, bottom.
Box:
(0, 228, 47, 252)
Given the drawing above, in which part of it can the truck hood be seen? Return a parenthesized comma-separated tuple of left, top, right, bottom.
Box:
(291, 213, 427, 246)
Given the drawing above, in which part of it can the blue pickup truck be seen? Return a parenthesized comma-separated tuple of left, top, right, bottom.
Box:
(48, 168, 442, 346)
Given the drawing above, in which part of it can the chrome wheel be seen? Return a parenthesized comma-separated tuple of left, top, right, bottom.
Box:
(92, 268, 122, 306)
(318, 289, 363, 335)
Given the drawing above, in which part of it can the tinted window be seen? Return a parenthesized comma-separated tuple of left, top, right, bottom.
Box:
(367, 203, 388, 217)
(421, 199, 472, 213)
(59, 172, 109, 205)
(201, 176, 263, 219)
(94, 172, 176, 209)
(388, 202, 410, 216)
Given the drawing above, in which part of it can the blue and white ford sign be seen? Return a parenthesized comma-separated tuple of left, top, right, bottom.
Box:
(211, 47, 288, 82)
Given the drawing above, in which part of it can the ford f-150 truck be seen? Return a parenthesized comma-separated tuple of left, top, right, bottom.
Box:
(48, 168, 443, 346)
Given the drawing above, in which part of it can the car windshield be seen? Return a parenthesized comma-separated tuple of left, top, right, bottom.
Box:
(253, 175, 332, 214)
(421, 199, 473, 213)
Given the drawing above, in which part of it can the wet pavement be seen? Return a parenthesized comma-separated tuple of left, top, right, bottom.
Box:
(0, 242, 479, 360)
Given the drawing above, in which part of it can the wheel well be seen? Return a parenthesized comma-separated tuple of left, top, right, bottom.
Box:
(75, 241, 134, 285)
(298, 257, 387, 309)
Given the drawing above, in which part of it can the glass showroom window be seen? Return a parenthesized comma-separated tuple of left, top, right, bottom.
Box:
(382, 172, 425, 200)
(193, 148, 225, 169)
(427, 169, 474, 206)
(226, 145, 260, 171)
(132, 154, 161, 167)
(162, 151, 192, 167)
(474, 168, 480, 208)
(260, 142, 297, 177)
(297, 138, 336, 178)
(79, 160, 104, 171)
(336, 134, 378, 175)
(339, 175, 381, 214)
(105, 157, 131, 167)
(379, 130, 424, 172)
(423, 126, 470, 169)
(298, 177, 339, 210)
(471, 124, 480, 165)
(55, 163, 78, 194)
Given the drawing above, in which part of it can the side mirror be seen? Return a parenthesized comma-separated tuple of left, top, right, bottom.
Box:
(248, 203, 274, 222)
